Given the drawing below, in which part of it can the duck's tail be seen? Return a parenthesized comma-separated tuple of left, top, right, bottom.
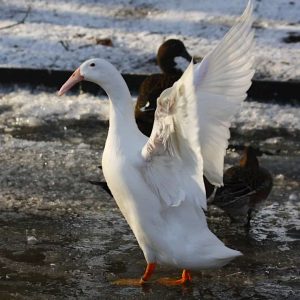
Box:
(212, 246, 242, 268)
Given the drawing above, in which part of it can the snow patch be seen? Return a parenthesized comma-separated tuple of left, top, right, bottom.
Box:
(0, 0, 299, 80)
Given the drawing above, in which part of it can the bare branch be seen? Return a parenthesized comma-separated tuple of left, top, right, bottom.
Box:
(59, 40, 70, 51)
(0, 6, 31, 30)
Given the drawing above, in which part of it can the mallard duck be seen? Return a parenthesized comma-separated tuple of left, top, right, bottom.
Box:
(212, 146, 273, 227)
(58, 0, 254, 285)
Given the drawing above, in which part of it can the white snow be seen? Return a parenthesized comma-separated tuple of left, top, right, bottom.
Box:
(234, 100, 300, 131)
(0, 87, 299, 132)
(0, 0, 299, 80)
(0, 87, 110, 130)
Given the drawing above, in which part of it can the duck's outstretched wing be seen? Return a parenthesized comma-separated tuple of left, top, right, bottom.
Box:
(141, 0, 255, 210)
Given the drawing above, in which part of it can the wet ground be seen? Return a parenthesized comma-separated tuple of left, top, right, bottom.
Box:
(0, 85, 299, 299)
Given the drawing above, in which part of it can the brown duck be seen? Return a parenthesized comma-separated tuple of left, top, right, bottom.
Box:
(212, 146, 273, 227)
(135, 39, 193, 137)
(134, 39, 214, 197)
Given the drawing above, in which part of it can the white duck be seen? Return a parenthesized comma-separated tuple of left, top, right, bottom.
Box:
(58, 0, 254, 285)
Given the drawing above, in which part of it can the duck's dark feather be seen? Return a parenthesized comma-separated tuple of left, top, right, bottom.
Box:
(135, 39, 192, 136)
(135, 73, 182, 136)
(212, 146, 273, 225)
(134, 39, 215, 197)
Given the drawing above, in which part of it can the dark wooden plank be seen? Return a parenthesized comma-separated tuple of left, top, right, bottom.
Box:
(0, 68, 299, 104)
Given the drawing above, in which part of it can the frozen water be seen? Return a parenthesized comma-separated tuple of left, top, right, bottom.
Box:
(0, 86, 299, 134)
(235, 101, 300, 131)
(0, 85, 299, 298)
(0, 85, 299, 239)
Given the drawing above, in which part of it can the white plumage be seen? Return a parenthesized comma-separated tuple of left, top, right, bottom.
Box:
(58, 0, 255, 282)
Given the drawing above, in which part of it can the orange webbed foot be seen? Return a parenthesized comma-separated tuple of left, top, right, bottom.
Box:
(112, 263, 156, 286)
(157, 269, 192, 286)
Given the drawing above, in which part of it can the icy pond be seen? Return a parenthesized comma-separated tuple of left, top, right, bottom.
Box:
(0, 85, 299, 299)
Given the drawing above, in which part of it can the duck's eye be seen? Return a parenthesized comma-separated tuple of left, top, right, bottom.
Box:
(90, 63, 95, 67)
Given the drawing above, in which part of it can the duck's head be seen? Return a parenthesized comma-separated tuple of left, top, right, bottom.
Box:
(58, 58, 115, 96)
(157, 39, 192, 74)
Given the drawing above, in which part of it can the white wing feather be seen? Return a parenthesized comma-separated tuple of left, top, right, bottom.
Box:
(194, 0, 255, 185)
(141, 0, 255, 209)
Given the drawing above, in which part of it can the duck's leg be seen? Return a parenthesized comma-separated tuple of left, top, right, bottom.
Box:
(140, 263, 156, 284)
(113, 263, 156, 286)
(157, 269, 192, 285)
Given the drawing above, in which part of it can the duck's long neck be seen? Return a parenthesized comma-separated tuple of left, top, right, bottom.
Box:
(96, 68, 140, 140)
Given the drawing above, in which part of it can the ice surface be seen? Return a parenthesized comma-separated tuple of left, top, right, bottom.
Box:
(0, 80, 299, 299)
(0, 133, 105, 215)
(0, 85, 299, 244)
(0, 86, 110, 130)
(0, 86, 299, 132)
(234, 100, 300, 131)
